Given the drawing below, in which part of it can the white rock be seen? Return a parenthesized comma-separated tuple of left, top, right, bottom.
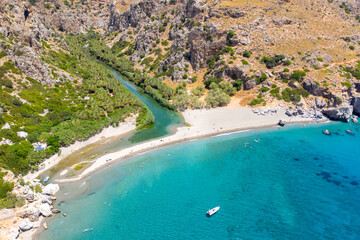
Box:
(41, 195, 52, 205)
(18, 218, 33, 232)
(42, 184, 59, 196)
(1, 123, 11, 129)
(39, 203, 52, 217)
(7, 227, 19, 239)
(17, 131, 28, 138)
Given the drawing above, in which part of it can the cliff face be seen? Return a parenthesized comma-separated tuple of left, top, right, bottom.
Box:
(1, 0, 360, 113)
(0, 0, 111, 85)
(106, 0, 360, 117)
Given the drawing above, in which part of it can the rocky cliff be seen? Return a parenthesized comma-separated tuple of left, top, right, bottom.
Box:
(104, 0, 360, 120)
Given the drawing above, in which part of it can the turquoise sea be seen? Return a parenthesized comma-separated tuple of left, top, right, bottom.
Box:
(38, 121, 360, 240)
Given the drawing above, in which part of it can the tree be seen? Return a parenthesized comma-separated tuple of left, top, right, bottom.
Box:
(173, 94, 190, 111)
(191, 85, 205, 97)
(219, 81, 236, 96)
(206, 88, 231, 108)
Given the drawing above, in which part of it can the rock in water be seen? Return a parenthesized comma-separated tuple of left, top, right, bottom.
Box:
(52, 209, 61, 214)
(42, 184, 60, 196)
(278, 120, 285, 127)
(39, 203, 52, 217)
(18, 218, 33, 232)
(346, 129, 355, 136)
(322, 130, 331, 135)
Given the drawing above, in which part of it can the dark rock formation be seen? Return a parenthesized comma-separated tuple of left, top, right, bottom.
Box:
(353, 96, 360, 116)
(322, 106, 353, 122)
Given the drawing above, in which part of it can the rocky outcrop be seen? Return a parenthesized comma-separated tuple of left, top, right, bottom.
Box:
(39, 203, 52, 217)
(131, 26, 160, 61)
(108, 0, 158, 32)
(42, 184, 60, 196)
(353, 96, 360, 116)
(302, 78, 342, 107)
(315, 97, 326, 109)
(188, 24, 226, 70)
(322, 106, 353, 122)
(13, 46, 52, 85)
(18, 218, 33, 232)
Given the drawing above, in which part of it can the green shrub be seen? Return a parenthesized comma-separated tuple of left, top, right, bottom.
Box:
(243, 51, 252, 58)
(241, 59, 249, 65)
(0, 51, 7, 59)
(206, 88, 231, 108)
(260, 55, 285, 68)
(291, 70, 306, 81)
(233, 79, 243, 91)
(204, 78, 222, 89)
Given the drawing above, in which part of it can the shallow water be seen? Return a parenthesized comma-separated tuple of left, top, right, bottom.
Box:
(38, 121, 360, 240)
(42, 72, 184, 179)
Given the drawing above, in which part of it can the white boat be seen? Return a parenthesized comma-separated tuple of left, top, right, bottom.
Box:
(207, 206, 220, 216)
(44, 176, 49, 182)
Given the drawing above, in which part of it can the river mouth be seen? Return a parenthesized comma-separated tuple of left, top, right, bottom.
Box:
(39, 70, 184, 183)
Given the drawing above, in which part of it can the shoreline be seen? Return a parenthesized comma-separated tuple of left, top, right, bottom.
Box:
(24, 116, 137, 181)
(57, 107, 328, 183)
(18, 107, 329, 240)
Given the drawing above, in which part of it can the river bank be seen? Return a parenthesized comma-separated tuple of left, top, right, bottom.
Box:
(57, 106, 323, 183)
(25, 116, 137, 181)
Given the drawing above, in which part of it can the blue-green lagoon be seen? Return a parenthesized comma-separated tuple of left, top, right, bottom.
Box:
(38, 121, 360, 240)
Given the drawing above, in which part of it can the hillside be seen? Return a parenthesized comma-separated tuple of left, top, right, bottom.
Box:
(106, 0, 360, 117)
(0, 0, 359, 174)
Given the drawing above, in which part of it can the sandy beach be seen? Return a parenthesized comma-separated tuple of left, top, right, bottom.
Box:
(0, 106, 327, 240)
(24, 116, 137, 182)
(57, 106, 321, 183)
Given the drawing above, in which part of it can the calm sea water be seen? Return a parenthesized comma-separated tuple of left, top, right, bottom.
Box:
(38, 121, 360, 240)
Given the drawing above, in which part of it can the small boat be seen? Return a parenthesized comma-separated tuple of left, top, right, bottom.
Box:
(207, 206, 220, 216)
(44, 176, 50, 182)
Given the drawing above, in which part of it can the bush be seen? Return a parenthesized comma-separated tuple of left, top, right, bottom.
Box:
(206, 88, 231, 108)
(225, 47, 234, 56)
(161, 40, 169, 46)
(233, 79, 243, 90)
(349, 45, 355, 50)
(1, 79, 13, 88)
(241, 60, 249, 65)
(190, 76, 197, 83)
(0, 51, 7, 59)
(219, 81, 236, 96)
(291, 70, 306, 81)
(191, 85, 205, 97)
(243, 51, 252, 58)
(204, 78, 222, 89)
(261, 55, 285, 68)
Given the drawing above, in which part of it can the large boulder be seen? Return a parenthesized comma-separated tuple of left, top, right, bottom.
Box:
(39, 203, 52, 217)
(42, 184, 59, 196)
(322, 106, 353, 122)
(353, 96, 360, 116)
(302, 78, 327, 96)
(18, 218, 33, 232)
(315, 97, 326, 109)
